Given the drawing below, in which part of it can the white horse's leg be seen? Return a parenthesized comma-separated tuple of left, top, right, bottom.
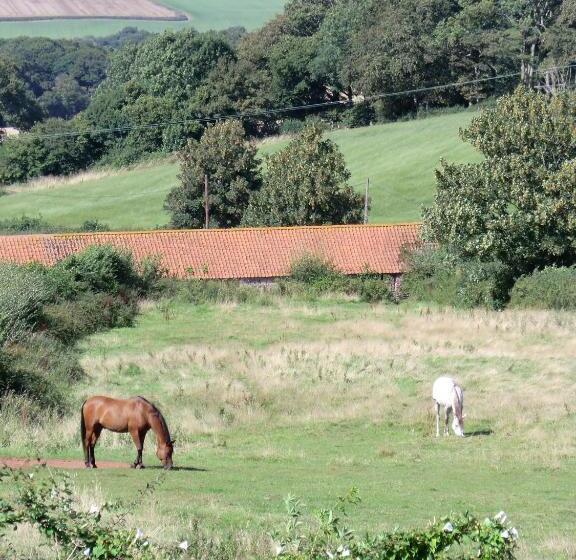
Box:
(444, 406, 450, 436)
(434, 401, 440, 437)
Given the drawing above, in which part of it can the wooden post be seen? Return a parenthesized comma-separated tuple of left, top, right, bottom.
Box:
(364, 178, 370, 224)
(204, 174, 209, 229)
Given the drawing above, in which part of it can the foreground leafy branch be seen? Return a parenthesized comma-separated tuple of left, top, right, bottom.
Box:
(0, 470, 517, 559)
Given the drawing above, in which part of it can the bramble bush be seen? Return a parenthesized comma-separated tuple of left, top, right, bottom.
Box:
(509, 267, 576, 310)
(0, 471, 518, 560)
(273, 489, 518, 560)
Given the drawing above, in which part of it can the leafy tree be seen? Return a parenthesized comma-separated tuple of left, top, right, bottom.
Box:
(85, 30, 235, 165)
(165, 120, 262, 229)
(0, 59, 43, 129)
(501, 0, 564, 85)
(243, 125, 363, 226)
(0, 117, 103, 184)
(434, 0, 519, 103)
(268, 35, 328, 106)
(38, 74, 89, 120)
(0, 37, 108, 120)
(423, 88, 576, 274)
(310, 0, 372, 96)
(541, 0, 576, 89)
(104, 29, 234, 102)
(189, 57, 276, 136)
(283, 0, 336, 37)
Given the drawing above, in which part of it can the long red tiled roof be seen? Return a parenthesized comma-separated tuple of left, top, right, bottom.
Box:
(0, 224, 421, 279)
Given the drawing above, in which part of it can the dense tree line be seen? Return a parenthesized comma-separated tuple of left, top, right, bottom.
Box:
(1, 1, 574, 184)
(0, 28, 152, 128)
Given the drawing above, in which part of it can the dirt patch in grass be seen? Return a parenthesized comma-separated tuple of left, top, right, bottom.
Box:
(1, 457, 128, 469)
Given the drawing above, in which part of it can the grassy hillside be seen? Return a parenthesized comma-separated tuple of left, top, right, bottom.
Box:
(0, 0, 286, 38)
(0, 110, 482, 230)
(1, 299, 574, 559)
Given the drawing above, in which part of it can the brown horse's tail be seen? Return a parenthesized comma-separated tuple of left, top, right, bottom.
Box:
(80, 400, 87, 457)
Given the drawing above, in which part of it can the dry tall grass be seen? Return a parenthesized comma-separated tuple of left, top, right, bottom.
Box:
(72, 305, 576, 467)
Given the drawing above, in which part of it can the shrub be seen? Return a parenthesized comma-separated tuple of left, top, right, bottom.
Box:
(353, 275, 394, 304)
(0, 471, 518, 560)
(0, 263, 53, 346)
(341, 102, 375, 128)
(280, 118, 306, 135)
(289, 253, 338, 284)
(0, 215, 53, 234)
(44, 292, 137, 344)
(2, 335, 83, 411)
(54, 245, 140, 294)
(0, 216, 111, 234)
(403, 247, 512, 310)
(79, 220, 110, 232)
(287, 255, 394, 303)
(509, 267, 576, 310)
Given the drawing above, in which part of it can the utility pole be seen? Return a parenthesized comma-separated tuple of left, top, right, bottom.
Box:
(364, 177, 370, 224)
(204, 174, 209, 229)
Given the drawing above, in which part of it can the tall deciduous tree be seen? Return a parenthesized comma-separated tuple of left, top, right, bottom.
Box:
(424, 88, 576, 274)
(165, 121, 262, 229)
(0, 59, 43, 129)
(242, 125, 363, 226)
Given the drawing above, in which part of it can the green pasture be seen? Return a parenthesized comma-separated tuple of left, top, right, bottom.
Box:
(0, 110, 482, 230)
(1, 299, 575, 559)
(0, 0, 286, 39)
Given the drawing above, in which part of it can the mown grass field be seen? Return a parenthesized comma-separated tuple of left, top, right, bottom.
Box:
(0, 0, 286, 38)
(1, 298, 575, 559)
(0, 110, 482, 230)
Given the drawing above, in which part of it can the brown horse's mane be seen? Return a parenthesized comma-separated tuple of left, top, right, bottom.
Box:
(137, 396, 171, 443)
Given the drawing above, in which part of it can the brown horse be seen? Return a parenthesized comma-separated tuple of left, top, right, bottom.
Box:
(80, 396, 174, 469)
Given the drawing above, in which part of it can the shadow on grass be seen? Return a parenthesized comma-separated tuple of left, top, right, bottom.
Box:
(465, 429, 493, 437)
(147, 465, 208, 472)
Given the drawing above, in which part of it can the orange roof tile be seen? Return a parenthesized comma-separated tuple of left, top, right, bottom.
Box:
(0, 224, 421, 279)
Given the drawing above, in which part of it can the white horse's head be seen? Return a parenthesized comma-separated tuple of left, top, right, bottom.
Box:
(452, 414, 465, 437)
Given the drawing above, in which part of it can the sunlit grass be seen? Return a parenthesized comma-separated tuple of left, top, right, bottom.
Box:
(0, 111, 481, 229)
(1, 300, 574, 558)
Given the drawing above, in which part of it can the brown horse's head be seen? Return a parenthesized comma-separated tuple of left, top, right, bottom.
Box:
(156, 439, 174, 469)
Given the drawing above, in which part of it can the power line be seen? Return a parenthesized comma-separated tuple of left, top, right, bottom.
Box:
(20, 63, 576, 141)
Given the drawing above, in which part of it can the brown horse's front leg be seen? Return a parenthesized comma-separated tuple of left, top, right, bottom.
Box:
(129, 429, 145, 469)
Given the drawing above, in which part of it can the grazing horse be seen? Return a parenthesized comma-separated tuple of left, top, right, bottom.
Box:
(432, 377, 464, 437)
(80, 396, 174, 469)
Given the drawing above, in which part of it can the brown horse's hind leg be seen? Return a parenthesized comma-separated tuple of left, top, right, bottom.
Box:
(129, 428, 147, 469)
(84, 427, 94, 468)
(88, 425, 102, 468)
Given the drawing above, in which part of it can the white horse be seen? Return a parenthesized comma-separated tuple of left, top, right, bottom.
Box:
(432, 377, 464, 437)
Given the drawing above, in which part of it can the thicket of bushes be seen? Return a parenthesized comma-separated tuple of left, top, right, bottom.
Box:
(509, 267, 576, 311)
(401, 247, 576, 311)
(0, 246, 163, 413)
(283, 254, 394, 304)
